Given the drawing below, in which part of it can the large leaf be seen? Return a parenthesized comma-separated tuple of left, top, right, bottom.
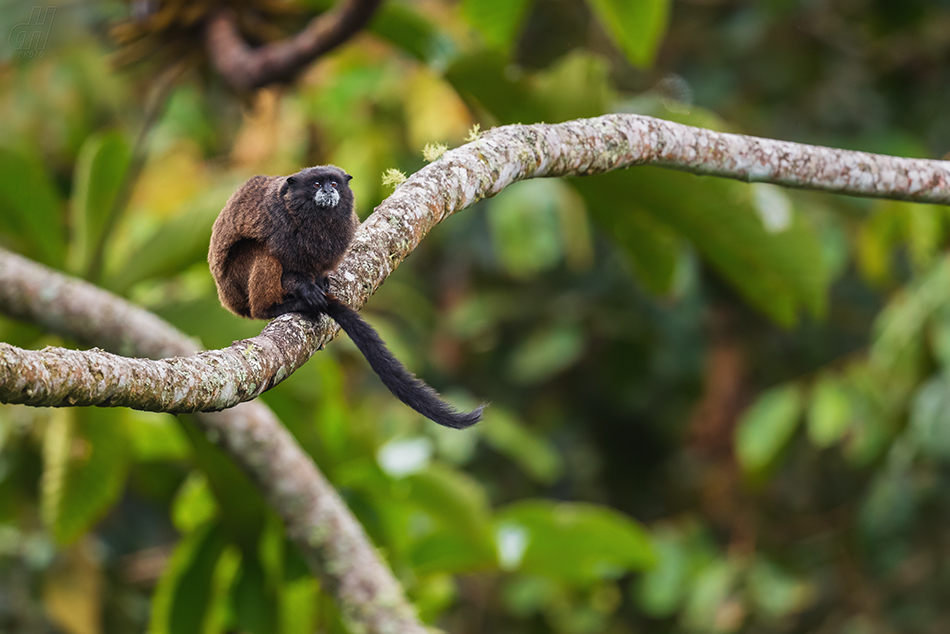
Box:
(367, 2, 457, 66)
(68, 129, 131, 275)
(41, 408, 129, 544)
(871, 255, 950, 370)
(487, 179, 573, 279)
(445, 51, 546, 124)
(406, 464, 496, 573)
(494, 500, 654, 583)
(105, 183, 234, 293)
(480, 408, 563, 484)
(446, 51, 614, 125)
(573, 167, 829, 326)
(232, 553, 278, 634)
(0, 146, 64, 266)
(462, 0, 533, 52)
(149, 520, 234, 634)
(909, 375, 950, 461)
(584, 0, 671, 67)
(587, 195, 681, 294)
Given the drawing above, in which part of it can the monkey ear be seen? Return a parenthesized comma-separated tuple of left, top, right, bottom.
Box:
(345, 173, 353, 182)
(280, 176, 297, 197)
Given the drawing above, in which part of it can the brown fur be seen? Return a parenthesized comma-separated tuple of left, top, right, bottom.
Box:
(207, 165, 485, 429)
(208, 166, 357, 320)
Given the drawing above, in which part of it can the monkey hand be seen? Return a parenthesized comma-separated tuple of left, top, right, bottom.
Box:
(295, 280, 329, 313)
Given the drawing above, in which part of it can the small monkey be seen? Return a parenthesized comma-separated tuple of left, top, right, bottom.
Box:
(208, 165, 484, 429)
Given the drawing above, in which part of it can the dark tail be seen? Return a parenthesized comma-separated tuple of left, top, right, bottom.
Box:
(323, 298, 484, 429)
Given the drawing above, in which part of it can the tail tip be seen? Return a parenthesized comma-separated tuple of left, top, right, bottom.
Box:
(442, 403, 487, 430)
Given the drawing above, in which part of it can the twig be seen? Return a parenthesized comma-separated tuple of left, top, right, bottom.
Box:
(206, 0, 384, 91)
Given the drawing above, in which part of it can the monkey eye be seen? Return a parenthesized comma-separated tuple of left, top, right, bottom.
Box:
(330, 181, 338, 188)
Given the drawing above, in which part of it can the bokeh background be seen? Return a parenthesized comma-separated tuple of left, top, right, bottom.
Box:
(2, 0, 950, 632)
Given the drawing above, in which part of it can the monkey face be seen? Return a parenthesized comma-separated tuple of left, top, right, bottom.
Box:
(313, 180, 341, 208)
(283, 165, 354, 212)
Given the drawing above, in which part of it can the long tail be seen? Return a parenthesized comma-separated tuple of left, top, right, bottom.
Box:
(323, 298, 484, 429)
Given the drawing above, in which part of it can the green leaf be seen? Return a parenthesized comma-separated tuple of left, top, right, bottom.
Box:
(447, 51, 615, 125)
(106, 183, 234, 293)
(232, 554, 278, 634)
(462, 0, 533, 52)
(735, 384, 803, 475)
(871, 255, 950, 370)
(172, 472, 219, 534)
(177, 416, 269, 545)
(411, 533, 497, 574)
(573, 166, 829, 327)
(369, 3, 457, 66)
(508, 323, 586, 384)
(445, 51, 546, 124)
(41, 408, 129, 545)
(807, 376, 853, 449)
(532, 52, 617, 123)
(859, 470, 915, 541)
(634, 529, 692, 617)
(586, 195, 681, 295)
(149, 520, 231, 634)
(153, 295, 261, 352)
(278, 578, 320, 634)
(584, 0, 671, 67)
(0, 146, 64, 266)
(487, 179, 576, 278)
(909, 375, 950, 460)
(494, 500, 654, 583)
(406, 464, 496, 573)
(747, 558, 814, 620)
(408, 464, 491, 537)
(68, 129, 131, 275)
(682, 560, 739, 630)
(481, 409, 563, 484)
(125, 411, 190, 462)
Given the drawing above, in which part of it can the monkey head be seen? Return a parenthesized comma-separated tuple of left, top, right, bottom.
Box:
(281, 165, 354, 214)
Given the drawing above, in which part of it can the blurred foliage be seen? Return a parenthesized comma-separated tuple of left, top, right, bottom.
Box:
(2, 0, 950, 633)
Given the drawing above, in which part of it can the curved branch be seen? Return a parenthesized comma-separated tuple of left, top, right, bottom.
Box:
(3, 113, 950, 409)
(0, 249, 424, 634)
(206, 0, 384, 91)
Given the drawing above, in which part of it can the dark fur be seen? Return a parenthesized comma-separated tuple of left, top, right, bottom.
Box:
(209, 165, 484, 429)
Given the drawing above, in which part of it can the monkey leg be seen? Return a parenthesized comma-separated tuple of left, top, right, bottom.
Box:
(247, 251, 287, 320)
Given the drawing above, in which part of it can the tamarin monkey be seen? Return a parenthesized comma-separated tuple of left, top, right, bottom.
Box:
(208, 165, 484, 429)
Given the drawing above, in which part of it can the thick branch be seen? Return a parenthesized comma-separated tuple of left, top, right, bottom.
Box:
(206, 0, 383, 91)
(3, 113, 950, 410)
(0, 249, 424, 634)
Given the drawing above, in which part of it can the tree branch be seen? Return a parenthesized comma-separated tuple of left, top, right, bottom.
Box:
(0, 249, 425, 634)
(206, 0, 384, 91)
(3, 113, 950, 409)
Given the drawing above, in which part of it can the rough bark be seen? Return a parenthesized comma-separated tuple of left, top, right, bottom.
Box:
(3, 112, 950, 410)
(0, 251, 424, 634)
(206, 0, 384, 91)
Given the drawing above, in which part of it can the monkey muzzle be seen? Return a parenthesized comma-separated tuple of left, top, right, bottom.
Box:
(313, 182, 341, 208)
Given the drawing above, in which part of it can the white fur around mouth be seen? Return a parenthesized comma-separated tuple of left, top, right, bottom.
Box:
(314, 190, 340, 207)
